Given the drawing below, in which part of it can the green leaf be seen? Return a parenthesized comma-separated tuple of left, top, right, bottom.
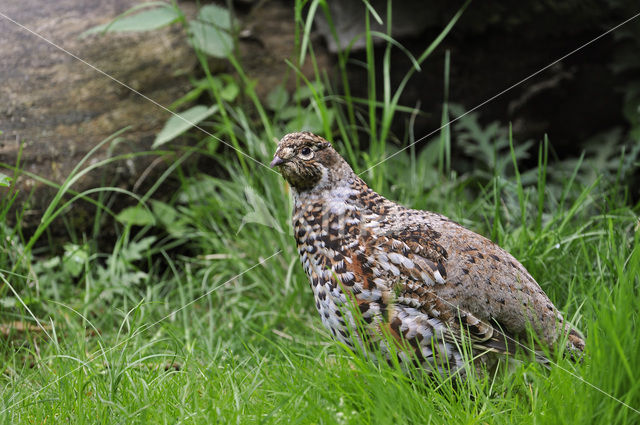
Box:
(220, 81, 239, 102)
(151, 200, 178, 224)
(153, 105, 218, 148)
(266, 85, 289, 111)
(62, 243, 89, 277)
(116, 205, 156, 226)
(293, 82, 324, 101)
(189, 6, 233, 58)
(0, 297, 17, 308)
(189, 21, 233, 58)
(198, 4, 232, 31)
(41, 256, 62, 270)
(278, 106, 299, 121)
(0, 172, 11, 187)
(82, 6, 180, 35)
(285, 108, 334, 134)
(121, 236, 157, 262)
(151, 200, 190, 237)
(0, 296, 38, 308)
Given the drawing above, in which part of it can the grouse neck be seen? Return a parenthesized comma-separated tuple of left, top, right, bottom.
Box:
(292, 174, 368, 209)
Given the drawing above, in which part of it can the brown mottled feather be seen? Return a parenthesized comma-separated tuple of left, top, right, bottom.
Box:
(273, 132, 585, 376)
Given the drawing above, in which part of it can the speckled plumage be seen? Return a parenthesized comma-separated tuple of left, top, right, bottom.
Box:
(272, 132, 585, 376)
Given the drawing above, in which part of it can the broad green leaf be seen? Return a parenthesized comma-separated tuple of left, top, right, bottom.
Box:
(189, 18, 233, 58)
(198, 4, 232, 31)
(82, 6, 179, 35)
(116, 205, 156, 226)
(279, 106, 299, 121)
(153, 105, 218, 148)
(0, 297, 16, 308)
(41, 256, 62, 270)
(285, 110, 319, 134)
(266, 85, 289, 111)
(63, 243, 89, 277)
(151, 200, 190, 237)
(151, 200, 178, 225)
(0, 172, 11, 187)
(285, 107, 335, 134)
(220, 81, 239, 102)
(293, 82, 324, 101)
(121, 236, 158, 262)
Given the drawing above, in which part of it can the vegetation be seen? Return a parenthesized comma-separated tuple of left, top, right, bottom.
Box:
(1, 1, 639, 423)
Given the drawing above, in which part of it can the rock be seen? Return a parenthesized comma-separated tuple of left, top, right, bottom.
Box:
(0, 0, 199, 231)
(0, 0, 332, 236)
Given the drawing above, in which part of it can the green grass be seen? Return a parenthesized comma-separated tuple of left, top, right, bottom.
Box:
(1, 137, 639, 424)
(1, 1, 640, 423)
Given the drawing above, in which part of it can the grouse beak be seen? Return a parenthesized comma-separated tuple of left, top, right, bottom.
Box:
(270, 155, 284, 168)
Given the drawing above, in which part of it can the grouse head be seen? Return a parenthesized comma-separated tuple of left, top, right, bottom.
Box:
(271, 132, 353, 192)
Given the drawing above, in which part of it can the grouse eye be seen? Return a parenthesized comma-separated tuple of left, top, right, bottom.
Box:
(299, 147, 313, 159)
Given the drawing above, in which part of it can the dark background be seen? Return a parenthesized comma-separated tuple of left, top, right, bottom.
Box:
(317, 0, 640, 165)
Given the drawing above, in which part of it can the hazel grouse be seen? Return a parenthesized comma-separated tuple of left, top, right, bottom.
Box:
(271, 131, 584, 375)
